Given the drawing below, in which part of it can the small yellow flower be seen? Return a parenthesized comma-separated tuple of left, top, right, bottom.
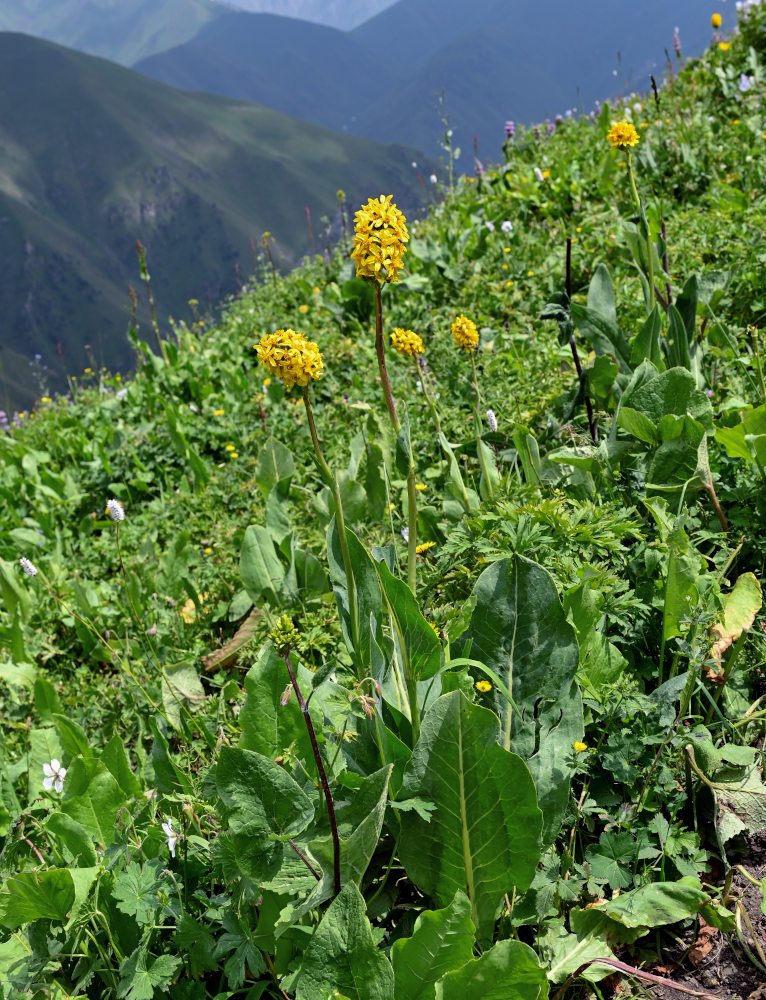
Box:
(389, 502, 396, 511)
(230, 452, 239, 458)
(225, 444, 236, 451)
(40, 396, 52, 403)
(351, 195, 409, 284)
(451, 314, 479, 352)
(429, 621, 440, 639)
(84, 367, 92, 374)
(711, 12, 722, 28)
(298, 304, 309, 314)
(390, 327, 424, 358)
(255, 328, 324, 388)
(718, 41, 730, 50)
(576, 226, 582, 232)
(606, 121, 640, 150)
(213, 408, 225, 416)
(527, 270, 535, 276)
(503, 247, 511, 252)
(573, 741, 588, 752)
(475, 680, 492, 693)
(204, 547, 213, 554)
(263, 377, 271, 386)
(416, 541, 436, 555)
(542, 170, 550, 179)
(502, 263, 509, 269)
(312, 286, 321, 294)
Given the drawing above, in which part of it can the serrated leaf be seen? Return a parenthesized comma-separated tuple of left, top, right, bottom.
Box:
(117, 948, 181, 1000)
(113, 861, 162, 924)
(399, 691, 541, 940)
(584, 831, 636, 890)
(0, 869, 75, 929)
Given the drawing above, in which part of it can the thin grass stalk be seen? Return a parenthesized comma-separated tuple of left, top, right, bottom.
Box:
(469, 352, 494, 498)
(626, 151, 656, 314)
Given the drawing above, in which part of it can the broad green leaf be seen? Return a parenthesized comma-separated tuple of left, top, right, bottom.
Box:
(148, 717, 192, 795)
(376, 560, 441, 682)
(327, 519, 386, 677)
(117, 947, 181, 1000)
(392, 891, 475, 1000)
(584, 831, 636, 889)
(586, 263, 617, 324)
(399, 691, 541, 939)
(34, 677, 62, 723)
(511, 427, 542, 485)
(161, 661, 206, 729)
(295, 883, 394, 1000)
(27, 725, 63, 802)
(113, 861, 162, 923)
(710, 572, 762, 659)
(455, 556, 582, 846)
(61, 756, 127, 846)
(46, 812, 97, 867)
(101, 735, 142, 797)
(435, 938, 548, 1000)
(239, 644, 320, 766)
(538, 913, 615, 984)
(571, 302, 631, 372)
(240, 524, 285, 606)
(597, 879, 709, 929)
(617, 407, 657, 444)
(53, 713, 92, 760)
(618, 365, 713, 433)
(0, 869, 74, 929)
(217, 746, 314, 840)
(663, 525, 706, 641)
(256, 437, 295, 499)
(630, 307, 664, 369)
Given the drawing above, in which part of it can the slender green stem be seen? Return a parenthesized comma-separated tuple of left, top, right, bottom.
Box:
(417, 357, 442, 438)
(627, 152, 656, 314)
(470, 352, 494, 498)
(302, 387, 361, 675)
(751, 327, 766, 406)
(373, 284, 401, 432)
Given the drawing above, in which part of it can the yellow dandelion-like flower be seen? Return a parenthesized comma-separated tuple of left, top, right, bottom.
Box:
(351, 195, 409, 284)
(255, 328, 324, 389)
(415, 483, 427, 491)
(213, 408, 225, 416)
(416, 541, 436, 555)
(606, 121, 640, 150)
(475, 680, 492, 693)
(390, 327, 424, 358)
(718, 41, 730, 50)
(225, 444, 236, 451)
(451, 314, 479, 352)
(299, 304, 309, 314)
(711, 12, 722, 28)
(312, 286, 321, 294)
(573, 741, 588, 752)
(230, 452, 239, 459)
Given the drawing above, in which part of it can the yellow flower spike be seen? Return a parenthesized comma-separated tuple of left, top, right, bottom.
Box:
(416, 541, 436, 555)
(606, 121, 640, 150)
(390, 327, 424, 358)
(711, 12, 722, 28)
(451, 314, 479, 352)
(351, 195, 409, 284)
(573, 741, 588, 752)
(475, 680, 492, 693)
(255, 328, 324, 388)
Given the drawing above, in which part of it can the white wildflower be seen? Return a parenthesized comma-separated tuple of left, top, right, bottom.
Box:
(501, 220, 513, 234)
(486, 409, 498, 433)
(401, 527, 409, 543)
(162, 818, 178, 858)
(42, 759, 66, 793)
(534, 166, 544, 182)
(106, 499, 125, 522)
(19, 557, 38, 577)
(484, 221, 495, 232)
(430, 173, 438, 184)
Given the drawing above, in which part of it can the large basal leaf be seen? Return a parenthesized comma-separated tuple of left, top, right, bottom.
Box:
(618, 365, 713, 433)
(61, 756, 127, 846)
(0, 869, 75, 929)
(711, 572, 762, 660)
(399, 691, 541, 940)
(454, 556, 582, 847)
(240, 525, 285, 606)
(435, 939, 548, 1000)
(392, 891, 475, 1000)
(255, 437, 295, 499)
(663, 525, 706, 642)
(295, 883, 394, 1000)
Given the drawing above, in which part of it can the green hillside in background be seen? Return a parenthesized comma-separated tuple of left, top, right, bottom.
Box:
(0, 0, 223, 65)
(0, 32, 430, 412)
(228, 0, 396, 30)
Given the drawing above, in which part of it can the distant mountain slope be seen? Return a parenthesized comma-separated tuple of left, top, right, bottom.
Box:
(135, 12, 398, 132)
(224, 0, 396, 30)
(0, 33, 428, 410)
(136, 0, 737, 159)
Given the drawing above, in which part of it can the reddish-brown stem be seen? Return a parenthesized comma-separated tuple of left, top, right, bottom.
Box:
(551, 957, 719, 1000)
(703, 480, 729, 533)
(566, 237, 598, 444)
(288, 838, 321, 880)
(281, 648, 341, 896)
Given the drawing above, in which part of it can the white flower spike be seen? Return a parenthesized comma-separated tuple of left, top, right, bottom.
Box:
(486, 409, 498, 433)
(19, 557, 38, 577)
(106, 499, 125, 523)
(42, 759, 66, 793)
(162, 818, 178, 858)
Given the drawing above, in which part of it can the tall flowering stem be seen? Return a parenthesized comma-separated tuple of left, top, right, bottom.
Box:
(607, 122, 656, 314)
(452, 315, 495, 498)
(272, 618, 341, 898)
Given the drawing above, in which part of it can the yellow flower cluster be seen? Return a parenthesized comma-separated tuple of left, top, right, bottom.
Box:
(451, 314, 479, 352)
(255, 329, 324, 389)
(607, 121, 640, 150)
(351, 195, 409, 284)
(390, 327, 424, 357)
(711, 12, 722, 28)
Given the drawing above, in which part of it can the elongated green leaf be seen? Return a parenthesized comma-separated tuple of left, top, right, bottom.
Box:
(399, 691, 541, 939)
(376, 560, 441, 682)
(538, 913, 615, 984)
(436, 939, 548, 1000)
(571, 302, 631, 372)
(296, 883, 394, 1000)
(256, 437, 295, 499)
(455, 556, 582, 846)
(0, 869, 75, 928)
(663, 525, 705, 641)
(46, 812, 98, 867)
(597, 879, 709, 929)
(711, 572, 762, 659)
(240, 525, 285, 606)
(392, 891, 475, 1000)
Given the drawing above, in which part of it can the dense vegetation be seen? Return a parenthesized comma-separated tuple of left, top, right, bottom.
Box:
(1, 8, 766, 999)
